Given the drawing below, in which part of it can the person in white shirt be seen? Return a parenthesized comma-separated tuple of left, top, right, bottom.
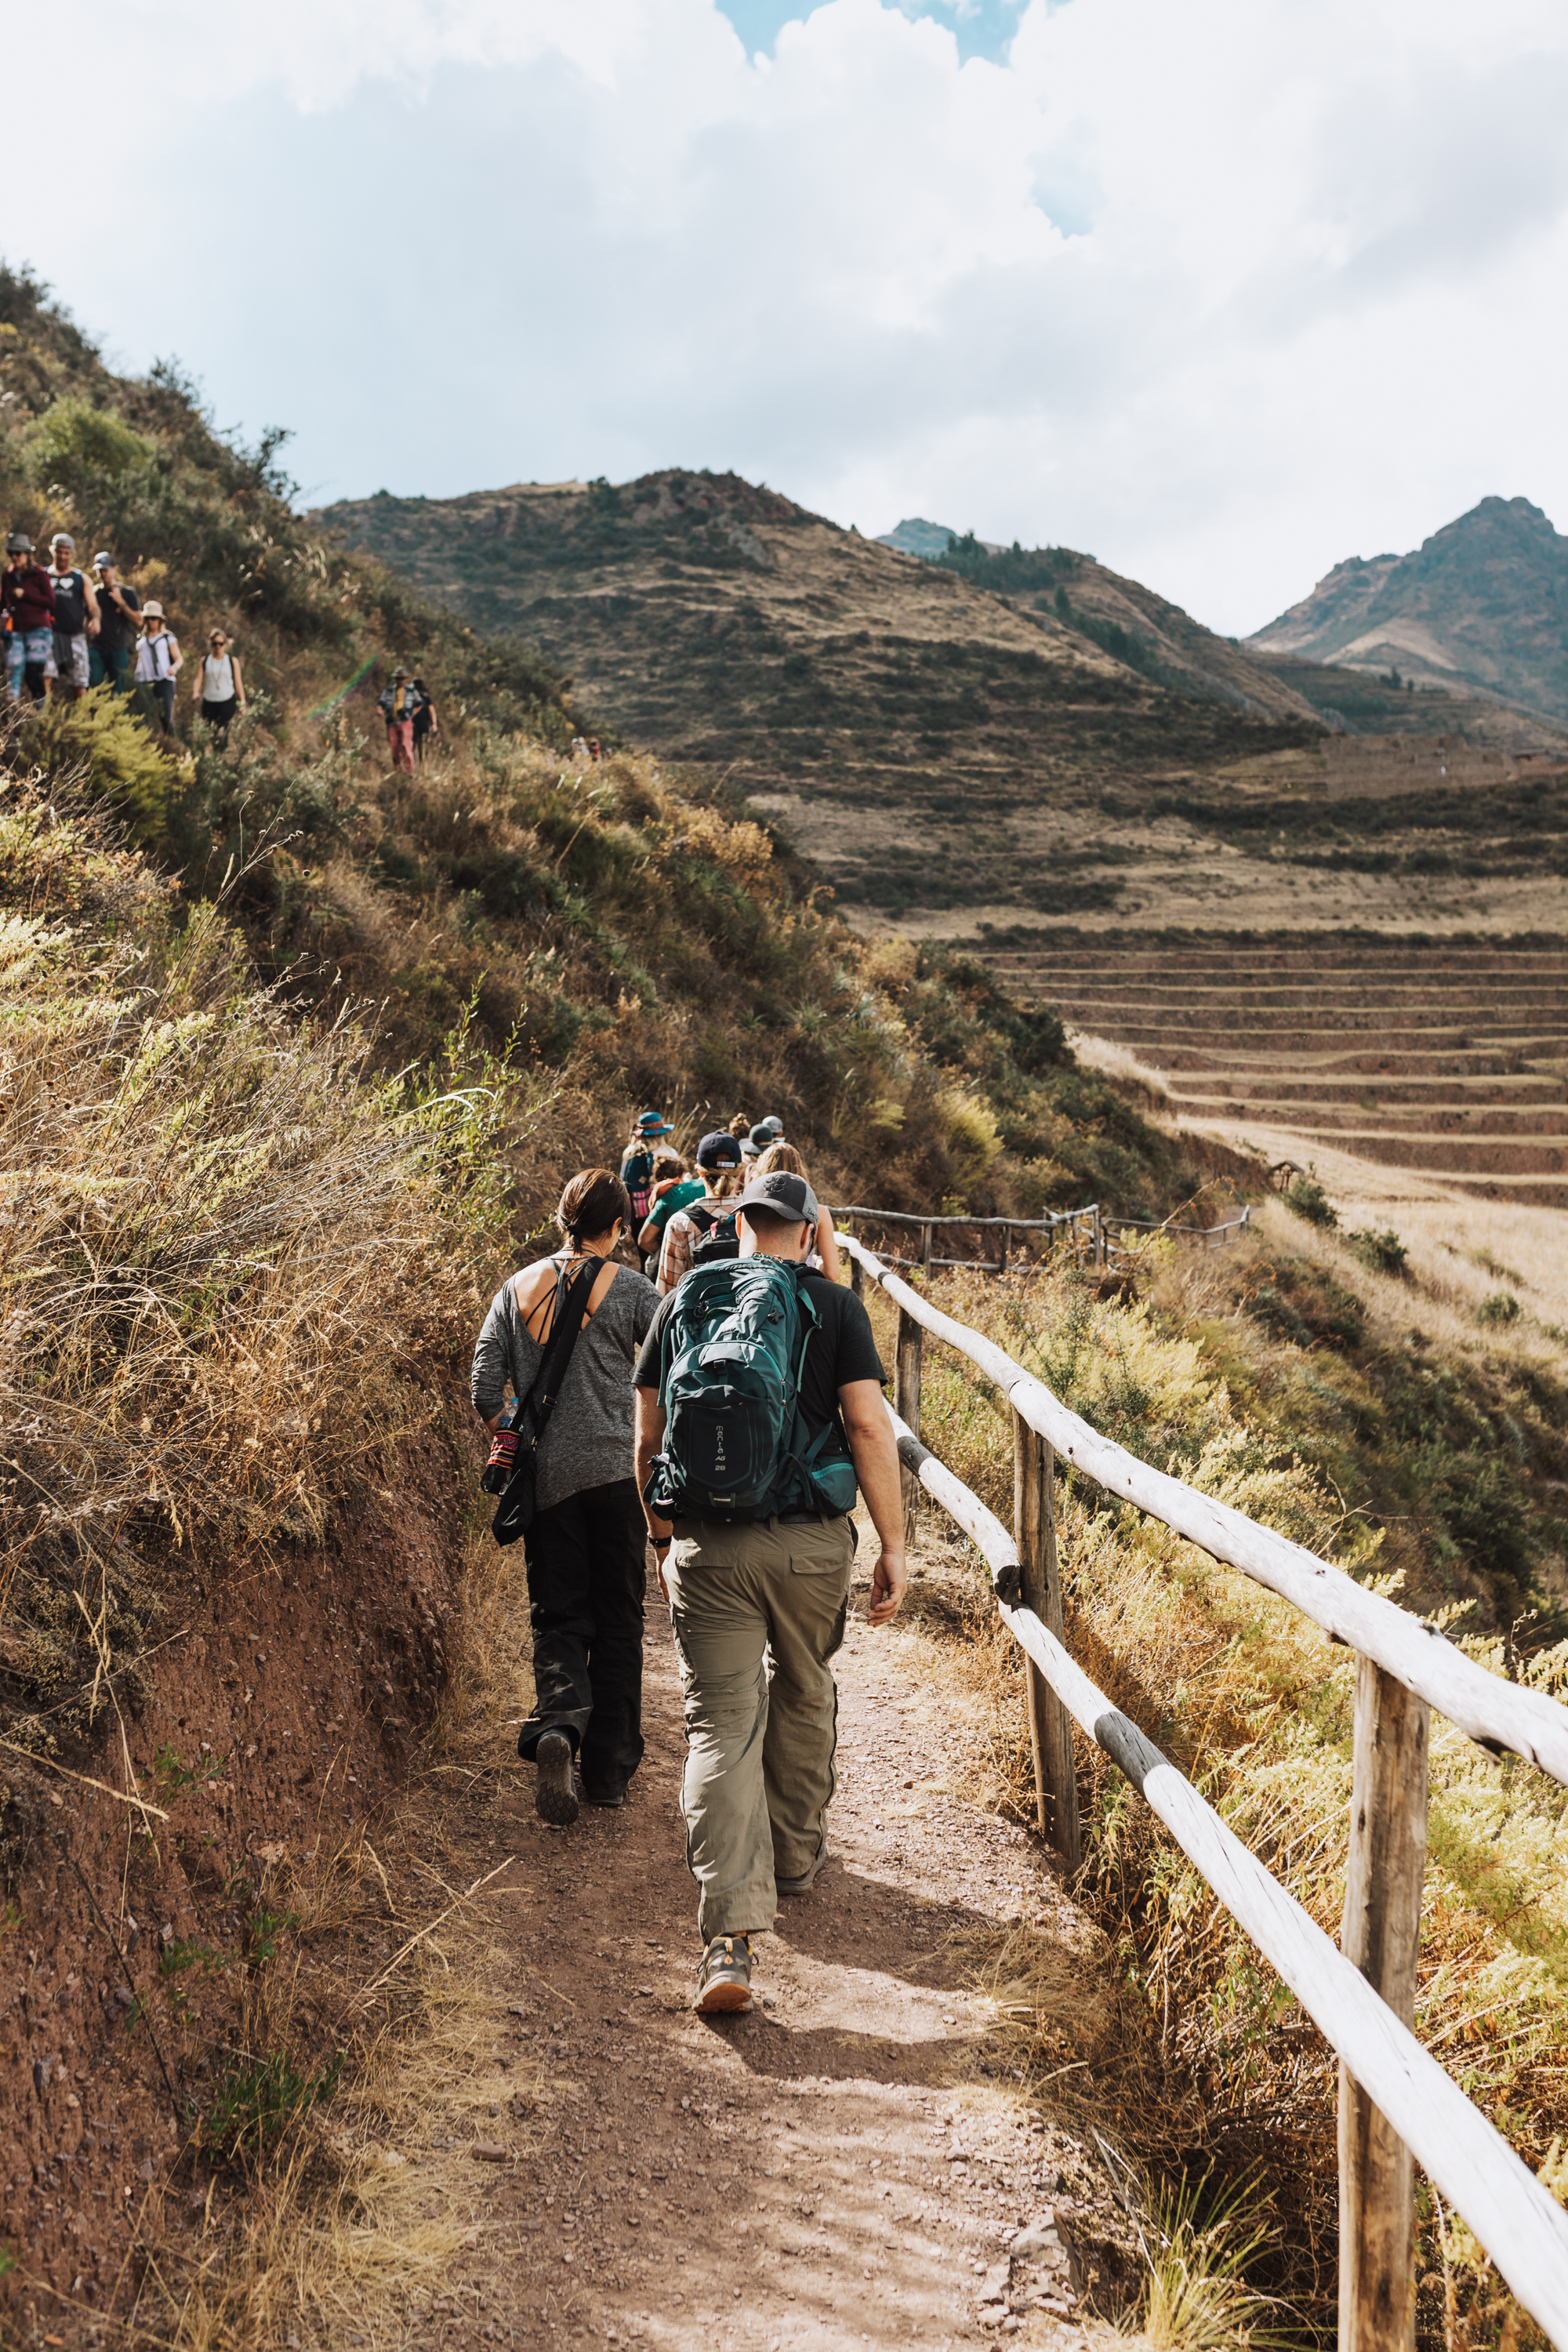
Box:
(194, 630, 245, 740)
(134, 602, 181, 733)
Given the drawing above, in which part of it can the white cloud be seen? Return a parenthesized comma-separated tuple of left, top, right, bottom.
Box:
(9, 0, 1568, 631)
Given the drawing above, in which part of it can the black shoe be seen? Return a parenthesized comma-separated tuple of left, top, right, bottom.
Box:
(694, 1933, 753, 2015)
(535, 1730, 579, 1827)
(583, 1785, 625, 1809)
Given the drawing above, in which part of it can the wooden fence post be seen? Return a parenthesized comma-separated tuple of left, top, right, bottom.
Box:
(1339, 1654, 1428, 2352)
(894, 1309, 924, 1549)
(849, 1250, 865, 1300)
(920, 1221, 934, 1280)
(1013, 1413, 1081, 1870)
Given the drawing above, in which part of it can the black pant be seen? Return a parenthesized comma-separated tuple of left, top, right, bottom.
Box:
(201, 694, 238, 739)
(517, 1478, 647, 1798)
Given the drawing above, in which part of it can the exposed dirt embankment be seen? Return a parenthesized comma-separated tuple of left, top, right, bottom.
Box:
(1, 1412, 479, 2338)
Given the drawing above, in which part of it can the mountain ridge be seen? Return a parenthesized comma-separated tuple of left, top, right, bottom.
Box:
(1248, 495, 1568, 725)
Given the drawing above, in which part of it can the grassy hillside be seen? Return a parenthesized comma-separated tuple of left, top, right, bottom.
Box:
(315, 473, 1568, 941)
(314, 470, 1336, 923)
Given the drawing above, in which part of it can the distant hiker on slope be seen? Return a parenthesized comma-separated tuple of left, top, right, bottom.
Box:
(46, 532, 99, 702)
(656, 1128, 744, 1294)
(378, 666, 423, 773)
(471, 1169, 660, 1826)
(194, 630, 245, 739)
(752, 1139, 840, 1280)
(135, 602, 180, 732)
(89, 554, 140, 694)
(412, 675, 439, 763)
(2, 535, 55, 702)
(633, 1163, 906, 2013)
(619, 1110, 673, 1232)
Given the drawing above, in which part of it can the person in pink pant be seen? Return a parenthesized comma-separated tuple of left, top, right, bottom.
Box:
(377, 666, 423, 772)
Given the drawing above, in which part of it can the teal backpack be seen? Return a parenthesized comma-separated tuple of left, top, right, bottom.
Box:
(644, 1258, 858, 1523)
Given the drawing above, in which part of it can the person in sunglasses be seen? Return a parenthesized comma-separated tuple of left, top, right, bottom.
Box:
(195, 629, 245, 740)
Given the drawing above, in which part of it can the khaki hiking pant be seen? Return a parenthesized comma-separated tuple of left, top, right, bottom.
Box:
(665, 1513, 855, 1941)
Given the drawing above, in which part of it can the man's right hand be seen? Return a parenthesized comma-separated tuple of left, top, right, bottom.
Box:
(867, 1545, 906, 1627)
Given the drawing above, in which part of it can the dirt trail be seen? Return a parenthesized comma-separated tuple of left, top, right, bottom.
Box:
(368, 1537, 1134, 2352)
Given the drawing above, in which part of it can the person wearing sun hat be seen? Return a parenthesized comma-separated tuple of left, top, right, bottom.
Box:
(133, 600, 181, 732)
(619, 1109, 675, 1232)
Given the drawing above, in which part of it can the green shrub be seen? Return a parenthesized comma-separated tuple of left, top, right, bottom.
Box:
(24, 394, 154, 494)
(1282, 1169, 1338, 1229)
(20, 687, 171, 840)
(201, 2048, 343, 2161)
(1348, 1226, 1409, 1277)
(1477, 1291, 1522, 1327)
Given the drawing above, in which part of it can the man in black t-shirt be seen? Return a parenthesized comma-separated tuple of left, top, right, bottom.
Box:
(89, 553, 140, 695)
(633, 1169, 906, 2015)
(47, 533, 99, 699)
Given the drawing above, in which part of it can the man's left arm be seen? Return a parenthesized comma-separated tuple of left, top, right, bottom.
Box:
(839, 1377, 906, 1626)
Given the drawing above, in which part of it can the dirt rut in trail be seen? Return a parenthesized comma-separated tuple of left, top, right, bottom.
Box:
(379, 1553, 1139, 2350)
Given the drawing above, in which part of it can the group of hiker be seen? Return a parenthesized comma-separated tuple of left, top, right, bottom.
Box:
(618, 1110, 841, 1292)
(470, 1112, 905, 2016)
(376, 667, 440, 772)
(2, 530, 246, 739)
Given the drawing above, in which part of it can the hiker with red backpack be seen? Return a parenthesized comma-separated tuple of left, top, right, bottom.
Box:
(471, 1168, 660, 1826)
(655, 1129, 745, 1292)
(633, 1165, 908, 2015)
(619, 1109, 673, 1236)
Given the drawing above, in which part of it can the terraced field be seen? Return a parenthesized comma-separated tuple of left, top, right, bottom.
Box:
(988, 938, 1568, 1203)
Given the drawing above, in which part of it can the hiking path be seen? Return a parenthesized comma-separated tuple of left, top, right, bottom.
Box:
(358, 1532, 1137, 2352)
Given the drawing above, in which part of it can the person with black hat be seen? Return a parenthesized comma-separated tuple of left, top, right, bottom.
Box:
(655, 1127, 743, 1294)
(633, 1163, 907, 2014)
(2, 534, 56, 702)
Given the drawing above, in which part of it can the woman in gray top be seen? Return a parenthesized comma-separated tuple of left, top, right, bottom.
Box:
(472, 1168, 659, 1824)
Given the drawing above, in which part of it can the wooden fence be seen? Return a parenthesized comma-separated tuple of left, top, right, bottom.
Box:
(832, 1202, 1250, 1278)
(840, 1229, 1568, 2352)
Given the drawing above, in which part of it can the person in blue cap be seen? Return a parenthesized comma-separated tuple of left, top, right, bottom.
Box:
(619, 1110, 673, 1232)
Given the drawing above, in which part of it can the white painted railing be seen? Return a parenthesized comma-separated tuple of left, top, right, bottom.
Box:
(844, 1230, 1568, 2352)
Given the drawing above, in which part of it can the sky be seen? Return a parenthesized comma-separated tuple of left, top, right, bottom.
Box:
(9, 0, 1568, 636)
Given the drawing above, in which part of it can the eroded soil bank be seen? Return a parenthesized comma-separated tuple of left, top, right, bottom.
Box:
(2, 1419, 472, 2336)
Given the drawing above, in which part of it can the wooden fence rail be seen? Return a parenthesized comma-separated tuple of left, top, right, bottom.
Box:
(841, 1235, 1568, 1785)
(833, 1201, 1251, 1276)
(845, 1232, 1568, 2352)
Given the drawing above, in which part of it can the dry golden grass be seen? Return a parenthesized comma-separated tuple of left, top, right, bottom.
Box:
(121, 1502, 547, 2351)
(0, 770, 537, 1779)
(1065, 1027, 1173, 1103)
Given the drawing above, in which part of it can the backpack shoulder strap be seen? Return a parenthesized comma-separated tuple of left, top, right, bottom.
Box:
(518, 1259, 599, 1443)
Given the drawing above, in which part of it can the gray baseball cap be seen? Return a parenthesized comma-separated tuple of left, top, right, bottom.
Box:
(735, 1169, 818, 1228)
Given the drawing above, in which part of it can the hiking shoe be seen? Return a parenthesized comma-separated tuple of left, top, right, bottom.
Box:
(694, 1934, 753, 2014)
(776, 1842, 829, 1896)
(535, 1731, 579, 1827)
(583, 1785, 625, 1809)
